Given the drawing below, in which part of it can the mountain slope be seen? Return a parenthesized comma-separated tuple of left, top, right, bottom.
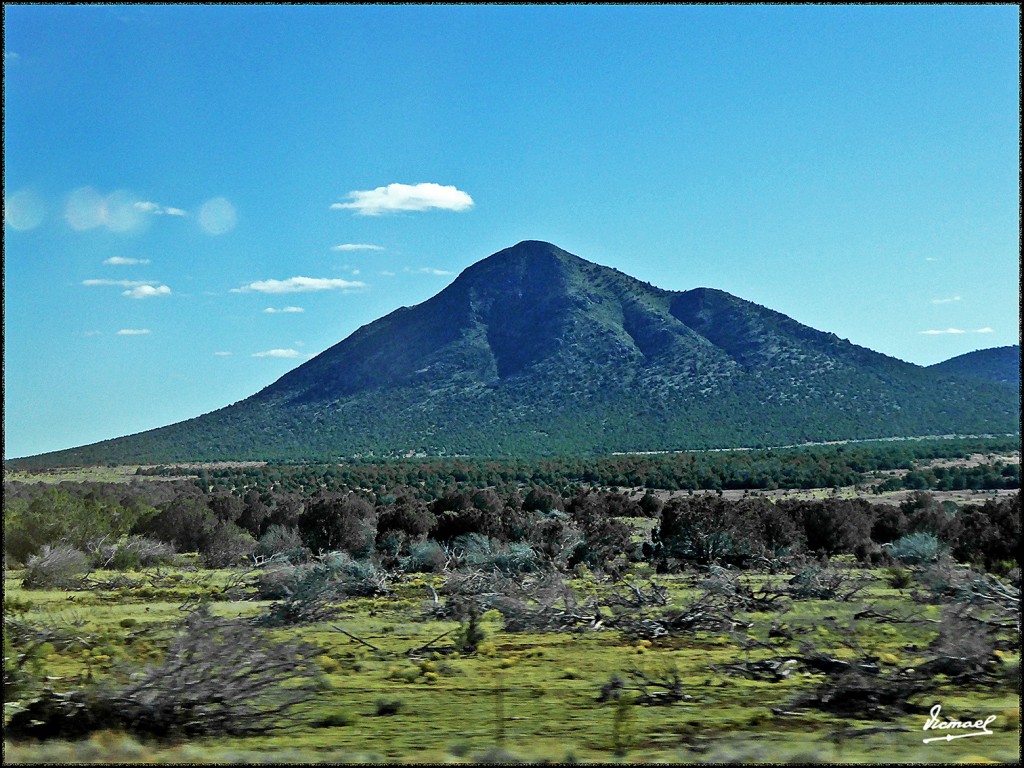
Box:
(10, 241, 1021, 467)
(928, 345, 1021, 387)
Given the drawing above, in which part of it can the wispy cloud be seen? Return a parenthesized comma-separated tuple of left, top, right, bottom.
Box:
(263, 306, 305, 314)
(117, 328, 151, 335)
(930, 295, 961, 305)
(134, 201, 187, 216)
(409, 267, 455, 276)
(232, 276, 366, 294)
(83, 279, 158, 287)
(331, 183, 474, 216)
(214, 351, 233, 357)
(332, 243, 385, 252)
(122, 284, 171, 299)
(252, 348, 301, 358)
(918, 327, 994, 335)
(104, 256, 151, 266)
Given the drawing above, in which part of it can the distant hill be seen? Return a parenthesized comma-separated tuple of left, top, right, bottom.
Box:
(9, 241, 1020, 467)
(928, 345, 1021, 387)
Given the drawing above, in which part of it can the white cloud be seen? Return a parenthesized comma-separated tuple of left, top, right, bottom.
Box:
(332, 243, 385, 252)
(331, 182, 474, 216)
(104, 256, 151, 265)
(919, 327, 994, 335)
(409, 267, 455, 276)
(214, 351, 233, 357)
(122, 284, 171, 299)
(232, 276, 366, 294)
(252, 348, 301, 358)
(263, 306, 305, 314)
(83, 279, 158, 287)
(117, 328, 151, 335)
(135, 201, 187, 216)
(930, 295, 961, 305)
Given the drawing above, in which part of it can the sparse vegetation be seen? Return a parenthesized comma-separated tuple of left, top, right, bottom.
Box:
(2, 446, 1019, 763)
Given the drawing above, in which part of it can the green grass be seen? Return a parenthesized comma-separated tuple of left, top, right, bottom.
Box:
(4, 564, 1019, 764)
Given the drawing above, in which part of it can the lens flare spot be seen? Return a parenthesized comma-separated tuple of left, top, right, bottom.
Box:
(4, 189, 46, 231)
(103, 190, 147, 233)
(199, 197, 237, 235)
(65, 186, 105, 230)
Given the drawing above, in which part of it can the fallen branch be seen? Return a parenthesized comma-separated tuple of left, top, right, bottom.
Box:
(331, 625, 381, 652)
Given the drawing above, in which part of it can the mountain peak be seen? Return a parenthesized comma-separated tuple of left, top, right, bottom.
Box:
(11, 242, 1019, 465)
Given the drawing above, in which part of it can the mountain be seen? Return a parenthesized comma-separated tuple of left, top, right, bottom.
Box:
(927, 346, 1021, 387)
(10, 241, 1021, 467)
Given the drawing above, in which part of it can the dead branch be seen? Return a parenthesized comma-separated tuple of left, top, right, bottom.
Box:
(331, 624, 381, 651)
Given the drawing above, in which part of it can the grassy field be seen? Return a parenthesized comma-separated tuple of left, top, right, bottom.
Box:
(3, 559, 1019, 764)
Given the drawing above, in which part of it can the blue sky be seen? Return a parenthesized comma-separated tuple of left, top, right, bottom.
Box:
(3, 4, 1019, 459)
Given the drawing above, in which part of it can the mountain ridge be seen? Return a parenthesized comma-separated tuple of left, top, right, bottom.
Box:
(9, 241, 1020, 467)
(927, 345, 1020, 387)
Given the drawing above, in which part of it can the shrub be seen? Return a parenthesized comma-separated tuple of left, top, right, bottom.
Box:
(400, 540, 448, 573)
(883, 566, 913, 589)
(453, 606, 487, 654)
(450, 534, 540, 573)
(298, 493, 377, 556)
(4, 487, 156, 564)
(22, 545, 90, 590)
(5, 607, 319, 740)
(200, 522, 257, 568)
(376, 495, 436, 538)
(491, 542, 540, 573)
(888, 532, 945, 565)
(92, 536, 175, 570)
(314, 710, 356, 728)
(255, 562, 306, 600)
(259, 552, 387, 626)
(374, 698, 403, 716)
(255, 524, 308, 562)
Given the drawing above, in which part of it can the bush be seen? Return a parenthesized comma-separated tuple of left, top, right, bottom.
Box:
(883, 566, 913, 589)
(22, 545, 90, 590)
(374, 698, 403, 716)
(255, 524, 309, 562)
(200, 522, 257, 568)
(888, 532, 945, 565)
(400, 540, 448, 573)
(92, 536, 175, 570)
(314, 710, 356, 728)
(451, 534, 540, 573)
(259, 552, 387, 626)
(3, 487, 156, 564)
(5, 607, 319, 740)
(298, 493, 377, 556)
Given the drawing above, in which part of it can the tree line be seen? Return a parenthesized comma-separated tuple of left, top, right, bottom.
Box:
(133, 436, 1020, 498)
(4, 477, 1019, 577)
